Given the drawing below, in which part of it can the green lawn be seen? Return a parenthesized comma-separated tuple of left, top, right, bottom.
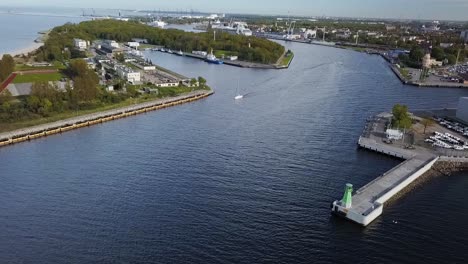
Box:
(280, 51, 294, 66)
(15, 61, 65, 71)
(13, 72, 63, 84)
(214, 50, 238, 58)
(398, 67, 410, 79)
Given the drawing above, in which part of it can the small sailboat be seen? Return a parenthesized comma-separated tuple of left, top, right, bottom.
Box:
(234, 79, 243, 100)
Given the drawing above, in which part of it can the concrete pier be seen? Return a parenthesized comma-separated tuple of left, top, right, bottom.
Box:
(332, 112, 468, 226)
(332, 153, 438, 226)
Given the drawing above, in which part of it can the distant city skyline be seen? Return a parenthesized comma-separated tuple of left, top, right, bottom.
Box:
(2, 0, 468, 21)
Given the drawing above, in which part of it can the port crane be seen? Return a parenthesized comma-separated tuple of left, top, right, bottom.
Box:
(285, 21, 296, 40)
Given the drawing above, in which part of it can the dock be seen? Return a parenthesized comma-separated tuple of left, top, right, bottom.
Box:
(159, 51, 289, 69)
(332, 112, 468, 226)
(0, 90, 213, 148)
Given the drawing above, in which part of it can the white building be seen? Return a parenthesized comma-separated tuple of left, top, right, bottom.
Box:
(386, 129, 403, 140)
(149, 20, 166, 28)
(303, 29, 317, 39)
(74, 39, 88, 50)
(115, 65, 141, 84)
(127, 42, 140, 49)
(456, 97, 468, 123)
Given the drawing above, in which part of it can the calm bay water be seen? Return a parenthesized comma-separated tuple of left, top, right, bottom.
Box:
(0, 12, 84, 55)
(1, 15, 468, 263)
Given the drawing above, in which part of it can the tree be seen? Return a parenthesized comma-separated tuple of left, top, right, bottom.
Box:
(421, 118, 435, 134)
(431, 47, 445, 61)
(0, 54, 15, 81)
(409, 46, 424, 63)
(115, 53, 125, 63)
(0, 89, 12, 105)
(392, 104, 412, 129)
(26, 96, 41, 113)
(198, 76, 207, 86)
(447, 54, 457, 65)
(39, 98, 53, 116)
(39, 20, 285, 64)
(190, 78, 198, 86)
(68, 59, 99, 102)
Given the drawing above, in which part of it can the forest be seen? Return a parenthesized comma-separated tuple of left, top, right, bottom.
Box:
(35, 20, 285, 64)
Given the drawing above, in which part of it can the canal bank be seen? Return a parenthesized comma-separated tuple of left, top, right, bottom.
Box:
(0, 89, 213, 148)
(157, 51, 292, 69)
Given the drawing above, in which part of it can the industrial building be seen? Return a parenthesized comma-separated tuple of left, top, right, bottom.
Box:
(115, 65, 141, 84)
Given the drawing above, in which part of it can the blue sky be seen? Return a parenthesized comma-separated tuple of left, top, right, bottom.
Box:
(4, 0, 468, 20)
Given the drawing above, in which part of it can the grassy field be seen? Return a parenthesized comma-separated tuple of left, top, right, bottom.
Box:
(15, 61, 65, 71)
(398, 67, 410, 79)
(279, 51, 294, 66)
(13, 72, 63, 84)
(214, 50, 238, 58)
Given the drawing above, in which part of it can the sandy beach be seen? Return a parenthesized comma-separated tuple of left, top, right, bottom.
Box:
(0, 42, 43, 57)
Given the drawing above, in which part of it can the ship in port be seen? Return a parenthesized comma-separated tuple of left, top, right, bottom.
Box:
(211, 20, 253, 36)
(205, 49, 223, 64)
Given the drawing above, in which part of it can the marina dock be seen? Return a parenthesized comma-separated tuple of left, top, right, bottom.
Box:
(332, 112, 468, 226)
(0, 90, 213, 148)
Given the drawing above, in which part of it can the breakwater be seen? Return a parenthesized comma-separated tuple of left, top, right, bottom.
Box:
(0, 90, 213, 148)
(332, 112, 468, 226)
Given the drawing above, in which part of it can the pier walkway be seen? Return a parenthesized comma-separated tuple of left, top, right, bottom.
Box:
(332, 112, 460, 226)
(337, 153, 438, 226)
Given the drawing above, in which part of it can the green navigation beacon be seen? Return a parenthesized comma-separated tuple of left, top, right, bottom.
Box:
(342, 183, 353, 209)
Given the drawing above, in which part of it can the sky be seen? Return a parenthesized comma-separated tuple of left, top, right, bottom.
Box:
(3, 0, 468, 20)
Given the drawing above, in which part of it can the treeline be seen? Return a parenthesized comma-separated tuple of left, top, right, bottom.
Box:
(398, 45, 466, 68)
(37, 20, 285, 64)
(0, 59, 108, 122)
(0, 54, 15, 82)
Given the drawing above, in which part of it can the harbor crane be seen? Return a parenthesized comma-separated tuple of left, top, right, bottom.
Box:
(285, 21, 296, 40)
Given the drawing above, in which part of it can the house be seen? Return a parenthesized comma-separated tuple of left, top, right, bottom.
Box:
(74, 39, 88, 50)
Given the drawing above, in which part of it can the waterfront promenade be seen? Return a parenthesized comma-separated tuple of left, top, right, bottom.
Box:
(0, 89, 213, 147)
